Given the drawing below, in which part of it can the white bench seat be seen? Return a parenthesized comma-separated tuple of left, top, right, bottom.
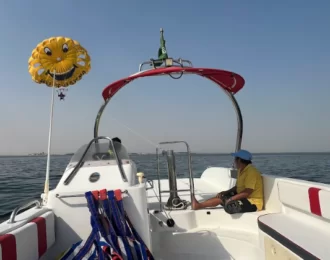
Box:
(258, 213, 330, 260)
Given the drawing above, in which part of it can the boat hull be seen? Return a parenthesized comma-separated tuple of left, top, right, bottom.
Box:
(1, 167, 329, 259)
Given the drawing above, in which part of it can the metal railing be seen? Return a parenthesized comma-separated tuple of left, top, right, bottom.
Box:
(64, 136, 128, 185)
(138, 58, 193, 72)
(55, 189, 128, 199)
(93, 62, 243, 158)
(8, 200, 41, 224)
(156, 141, 195, 211)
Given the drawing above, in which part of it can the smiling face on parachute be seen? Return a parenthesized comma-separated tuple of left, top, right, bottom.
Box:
(28, 37, 91, 87)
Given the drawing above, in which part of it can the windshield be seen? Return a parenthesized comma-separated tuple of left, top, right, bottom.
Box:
(69, 141, 130, 164)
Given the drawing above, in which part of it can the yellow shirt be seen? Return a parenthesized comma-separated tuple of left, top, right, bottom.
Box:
(236, 164, 264, 211)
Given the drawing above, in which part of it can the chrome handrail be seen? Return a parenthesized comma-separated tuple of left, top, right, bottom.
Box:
(8, 200, 41, 224)
(159, 141, 195, 196)
(220, 89, 243, 153)
(55, 189, 128, 198)
(64, 136, 128, 185)
(157, 141, 195, 211)
(94, 99, 111, 139)
(138, 57, 193, 72)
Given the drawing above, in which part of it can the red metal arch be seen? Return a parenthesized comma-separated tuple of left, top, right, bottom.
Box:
(102, 67, 245, 101)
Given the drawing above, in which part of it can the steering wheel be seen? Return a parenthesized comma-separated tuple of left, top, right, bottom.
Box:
(92, 153, 111, 161)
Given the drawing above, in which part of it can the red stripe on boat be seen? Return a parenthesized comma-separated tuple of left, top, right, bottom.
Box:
(30, 217, 47, 257)
(308, 187, 322, 216)
(0, 234, 17, 260)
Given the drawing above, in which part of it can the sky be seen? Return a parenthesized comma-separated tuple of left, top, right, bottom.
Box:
(0, 0, 330, 155)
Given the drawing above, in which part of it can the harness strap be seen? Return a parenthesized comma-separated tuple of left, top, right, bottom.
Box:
(113, 190, 150, 260)
(124, 214, 152, 260)
(58, 220, 107, 259)
(74, 226, 98, 259)
(86, 191, 121, 255)
(108, 191, 127, 237)
(115, 191, 133, 238)
(99, 189, 119, 243)
(60, 189, 155, 260)
(107, 190, 134, 259)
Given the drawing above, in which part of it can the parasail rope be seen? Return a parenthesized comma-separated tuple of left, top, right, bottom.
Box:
(109, 116, 162, 150)
(43, 70, 56, 205)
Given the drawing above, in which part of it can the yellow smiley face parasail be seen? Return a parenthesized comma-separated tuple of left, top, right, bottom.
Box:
(28, 36, 91, 88)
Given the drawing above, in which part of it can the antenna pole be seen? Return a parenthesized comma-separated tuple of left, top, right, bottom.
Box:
(43, 70, 56, 205)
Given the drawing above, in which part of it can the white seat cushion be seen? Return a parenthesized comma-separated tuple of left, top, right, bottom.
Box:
(258, 213, 329, 260)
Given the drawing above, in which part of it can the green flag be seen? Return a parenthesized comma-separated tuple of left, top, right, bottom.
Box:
(158, 29, 168, 60)
(154, 29, 168, 67)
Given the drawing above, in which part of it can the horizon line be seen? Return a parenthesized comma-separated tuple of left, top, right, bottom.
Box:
(1, 151, 330, 157)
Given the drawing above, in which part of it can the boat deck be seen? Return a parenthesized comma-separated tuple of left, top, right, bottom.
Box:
(146, 177, 267, 259)
(146, 177, 227, 211)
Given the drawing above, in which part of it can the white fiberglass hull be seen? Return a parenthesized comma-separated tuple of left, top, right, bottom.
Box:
(0, 167, 329, 260)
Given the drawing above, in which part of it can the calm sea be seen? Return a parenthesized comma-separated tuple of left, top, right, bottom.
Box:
(0, 153, 329, 217)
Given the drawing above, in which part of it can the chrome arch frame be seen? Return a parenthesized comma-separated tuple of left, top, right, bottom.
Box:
(94, 98, 111, 141)
(222, 89, 243, 153)
(93, 82, 243, 153)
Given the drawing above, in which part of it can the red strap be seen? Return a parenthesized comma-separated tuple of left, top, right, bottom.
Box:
(114, 189, 122, 201)
(91, 190, 99, 200)
(100, 189, 108, 201)
(102, 245, 110, 254)
(111, 252, 124, 260)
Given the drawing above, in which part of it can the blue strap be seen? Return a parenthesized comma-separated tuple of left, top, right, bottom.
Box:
(132, 239, 144, 260)
(88, 248, 97, 260)
(111, 191, 149, 260)
(74, 227, 97, 259)
(58, 240, 83, 259)
(59, 227, 101, 260)
(93, 225, 105, 260)
(85, 191, 121, 255)
(100, 193, 120, 238)
(117, 199, 133, 238)
(108, 191, 127, 237)
(79, 189, 155, 260)
(124, 213, 153, 260)
(99, 195, 122, 256)
(108, 190, 133, 259)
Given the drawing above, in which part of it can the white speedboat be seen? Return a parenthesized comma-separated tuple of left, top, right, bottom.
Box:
(0, 30, 329, 260)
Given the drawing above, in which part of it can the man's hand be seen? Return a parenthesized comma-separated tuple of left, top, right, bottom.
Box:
(216, 186, 237, 199)
(216, 190, 229, 199)
(216, 191, 226, 199)
(230, 188, 253, 201)
(224, 197, 233, 206)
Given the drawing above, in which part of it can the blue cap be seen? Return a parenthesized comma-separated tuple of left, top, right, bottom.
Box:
(231, 149, 252, 161)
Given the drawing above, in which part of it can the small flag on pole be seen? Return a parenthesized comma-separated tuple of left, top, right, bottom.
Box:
(154, 28, 169, 67)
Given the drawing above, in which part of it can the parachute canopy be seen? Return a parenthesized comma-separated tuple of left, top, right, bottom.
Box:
(28, 36, 91, 88)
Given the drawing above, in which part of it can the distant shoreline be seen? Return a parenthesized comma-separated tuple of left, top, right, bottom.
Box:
(0, 153, 74, 157)
(0, 152, 329, 157)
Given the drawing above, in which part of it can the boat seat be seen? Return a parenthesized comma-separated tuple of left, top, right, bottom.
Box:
(0, 210, 55, 260)
(258, 213, 330, 260)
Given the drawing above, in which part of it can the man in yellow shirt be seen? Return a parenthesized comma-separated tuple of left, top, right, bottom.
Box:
(192, 149, 264, 214)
